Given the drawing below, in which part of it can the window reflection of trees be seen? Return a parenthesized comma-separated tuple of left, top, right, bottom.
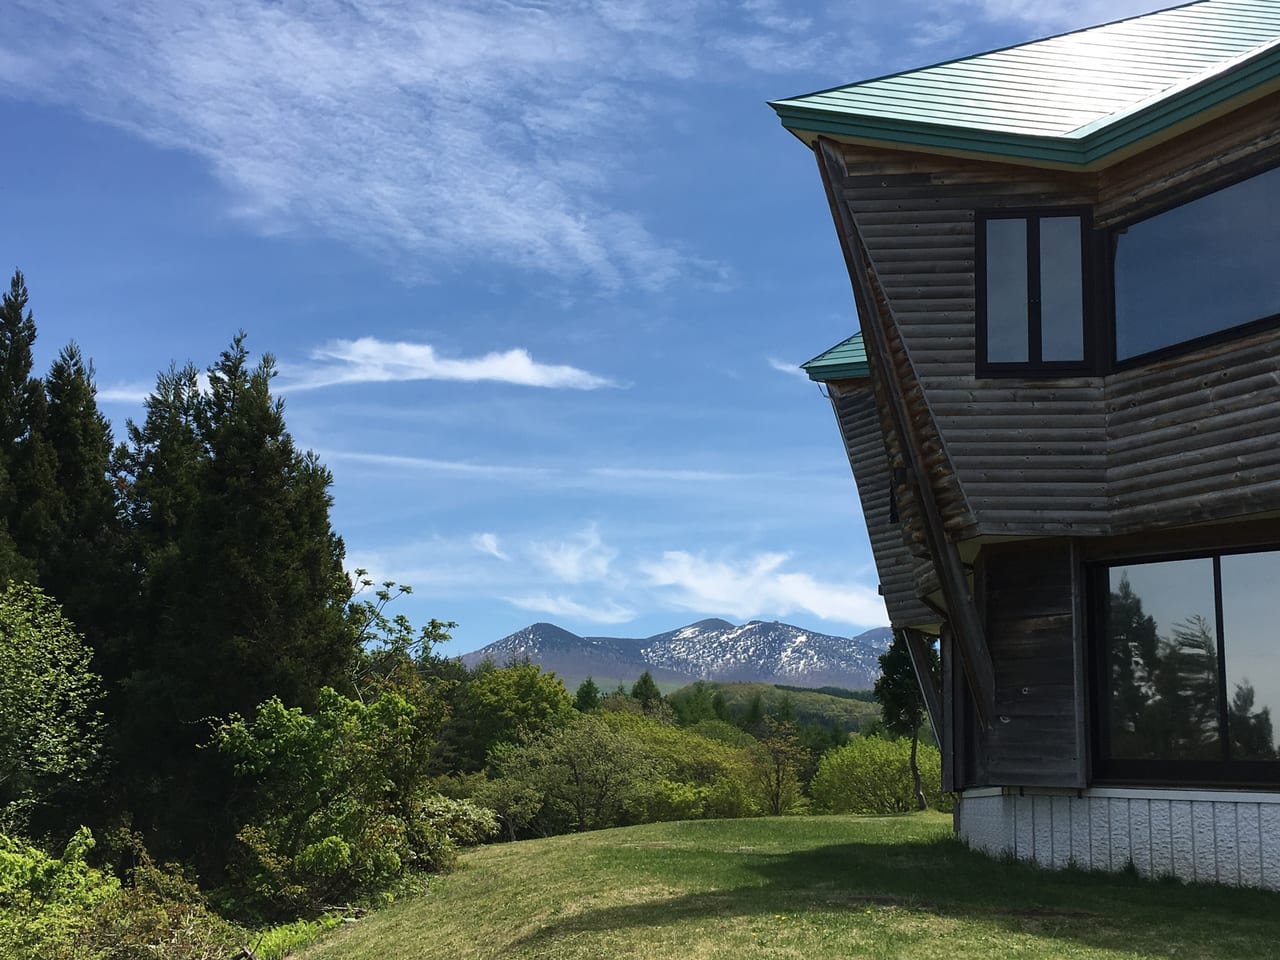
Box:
(1106, 571, 1276, 762)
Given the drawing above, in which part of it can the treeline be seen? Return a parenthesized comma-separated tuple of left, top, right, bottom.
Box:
(430, 666, 947, 843)
(0, 271, 494, 958)
(0, 269, 945, 958)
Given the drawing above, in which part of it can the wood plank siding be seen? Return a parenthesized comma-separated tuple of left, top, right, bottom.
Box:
(828, 383, 938, 628)
(825, 94, 1280, 547)
(981, 542, 1084, 787)
(834, 142, 1110, 538)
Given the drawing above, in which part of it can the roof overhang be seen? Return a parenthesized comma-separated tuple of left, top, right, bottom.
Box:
(802, 333, 870, 382)
(771, 17, 1280, 171)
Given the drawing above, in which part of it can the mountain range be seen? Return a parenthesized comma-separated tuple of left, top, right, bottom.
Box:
(459, 619, 893, 692)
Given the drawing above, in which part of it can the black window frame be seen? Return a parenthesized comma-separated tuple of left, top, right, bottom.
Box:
(975, 207, 1097, 378)
(1108, 162, 1280, 370)
(1088, 544, 1280, 788)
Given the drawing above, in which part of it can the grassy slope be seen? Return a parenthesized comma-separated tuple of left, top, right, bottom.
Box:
(297, 814, 1280, 960)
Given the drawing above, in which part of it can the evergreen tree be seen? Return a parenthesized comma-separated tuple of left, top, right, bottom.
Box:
(0, 271, 40, 582)
(630, 670, 663, 715)
(0, 271, 37, 460)
(574, 676, 601, 712)
(31, 344, 120, 654)
(116, 335, 357, 866)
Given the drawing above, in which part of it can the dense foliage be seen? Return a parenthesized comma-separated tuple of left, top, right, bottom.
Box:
(0, 582, 102, 831)
(0, 269, 954, 956)
(810, 736, 949, 814)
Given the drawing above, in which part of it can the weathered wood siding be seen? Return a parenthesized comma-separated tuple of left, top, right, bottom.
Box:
(835, 145, 1110, 537)
(1106, 329, 1280, 531)
(826, 93, 1280, 544)
(980, 541, 1084, 787)
(828, 382, 937, 628)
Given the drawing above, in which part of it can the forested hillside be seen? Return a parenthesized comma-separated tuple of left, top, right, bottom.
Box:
(0, 270, 939, 959)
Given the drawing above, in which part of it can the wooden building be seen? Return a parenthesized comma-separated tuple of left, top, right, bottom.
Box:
(773, 0, 1280, 887)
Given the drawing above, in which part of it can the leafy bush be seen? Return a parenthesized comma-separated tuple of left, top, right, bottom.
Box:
(249, 914, 343, 960)
(0, 582, 102, 829)
(810, 736, 950, 814)
(0, 827, 242, 960)
(0, 827, 118, 960)
(214, 687, 497, 918)
(484, 713, 657, 836)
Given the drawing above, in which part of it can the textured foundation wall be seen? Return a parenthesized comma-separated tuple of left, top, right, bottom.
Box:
(957, 787, 1280, 889)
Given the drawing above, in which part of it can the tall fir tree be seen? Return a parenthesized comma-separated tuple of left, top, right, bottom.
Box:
(32, 345, 120, 649)
(0, 271, 40, 582)
(117, 335, 356, 866)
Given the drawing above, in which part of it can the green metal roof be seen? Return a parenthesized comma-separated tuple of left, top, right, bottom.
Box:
(771, 0, 1280, 167)
(802, 333, 869, 382)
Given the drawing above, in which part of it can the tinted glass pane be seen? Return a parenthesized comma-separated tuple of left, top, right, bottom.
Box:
(984, 219, 1028, 363)
(1114, 165, 1280, 361)
(1107, 559, 1220, 760)
(1221, 551, 1280, 760)
(1039, 217, 1084, 361)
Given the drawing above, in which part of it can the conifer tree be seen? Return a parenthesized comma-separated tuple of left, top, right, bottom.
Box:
(0, 271, 40, 581)
(31, 345, 120, 650)
(630, 670, 663, 715)
(116, 334, 357, 864)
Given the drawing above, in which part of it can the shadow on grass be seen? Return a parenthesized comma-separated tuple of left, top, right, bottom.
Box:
(512, 832, 1280, 958)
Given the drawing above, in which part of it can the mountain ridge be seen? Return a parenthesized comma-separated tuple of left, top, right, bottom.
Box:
(460, 619, 892, 691)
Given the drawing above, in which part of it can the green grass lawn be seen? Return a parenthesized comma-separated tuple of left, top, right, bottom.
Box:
(297, 813, 1280, 960)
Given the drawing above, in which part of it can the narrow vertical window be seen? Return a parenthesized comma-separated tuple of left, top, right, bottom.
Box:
(984, 219, 1029, 363)
(1039, 217, 1085, 362)
(978, 210, 1089, 374)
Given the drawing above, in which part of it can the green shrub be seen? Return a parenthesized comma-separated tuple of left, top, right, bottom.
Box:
(810, 736, 950, 814)
(0, 827, 117, 960)
(250, 915, 343, 960)
(0, 827, 243, 960)
(215, 687, 498, 918)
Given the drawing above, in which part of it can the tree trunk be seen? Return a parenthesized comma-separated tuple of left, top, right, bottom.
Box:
(910, 729, 927, 811)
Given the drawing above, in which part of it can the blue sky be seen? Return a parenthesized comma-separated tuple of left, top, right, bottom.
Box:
(1, 0, 1168, 654)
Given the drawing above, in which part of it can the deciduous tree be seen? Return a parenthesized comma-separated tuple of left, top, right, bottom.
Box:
(0, 583, 102, 828)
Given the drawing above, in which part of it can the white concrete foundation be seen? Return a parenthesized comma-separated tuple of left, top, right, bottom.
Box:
(956, 786, 1280, 889)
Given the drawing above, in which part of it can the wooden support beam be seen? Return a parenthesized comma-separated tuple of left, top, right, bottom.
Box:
(939, 624, 956, 793)
(814, 136, 995, 726)
(903, 628, 943, 745)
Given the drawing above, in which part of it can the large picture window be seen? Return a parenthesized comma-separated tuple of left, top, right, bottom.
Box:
(1094, 548, 1280, 784)
(977, 211, 1088, 375)
(1113, 165, 1280, 363)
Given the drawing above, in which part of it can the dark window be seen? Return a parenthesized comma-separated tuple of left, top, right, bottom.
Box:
(977, 211, 1089, 375)
(1094, 548, 1280, 785)
(1113, 165, 1280, 363)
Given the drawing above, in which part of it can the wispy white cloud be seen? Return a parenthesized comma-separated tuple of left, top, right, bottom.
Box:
(316, 450, 550, 479)
(966, 0, 1173, 35)
(472, 533, 509, 561)
(505, 593, 636, 625)
(640, 550, 886, 627)
(588, 466, 750, 483)
(767, 357, 807, 380)
(529, 525, 617, 584)
(96, 381, 152, 404)
(5, 0, 855, 291)
(286, 337, 615, 391)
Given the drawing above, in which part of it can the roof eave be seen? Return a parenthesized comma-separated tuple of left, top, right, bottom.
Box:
(801, 360, 871, 383)
(771, 46, 1280, 171)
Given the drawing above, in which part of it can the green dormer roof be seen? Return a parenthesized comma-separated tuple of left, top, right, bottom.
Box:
(802, 333, 869, 382)
(771, 0, 1280, 168)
